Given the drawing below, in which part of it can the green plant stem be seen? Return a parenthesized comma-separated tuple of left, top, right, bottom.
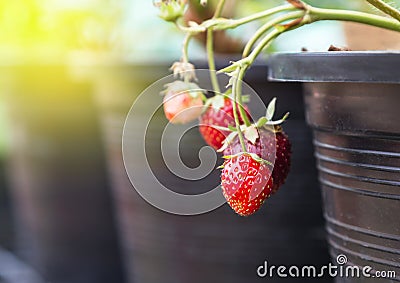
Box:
(176, 20, 206, 33)
(247, 29, 282, 64)
(365, 0, 400, 22)
(181, 33, 193, 83)
(242, 11, 305, 57)
(242, 6, 400, 68)
(224, 4, 297, 29)
(206, 29, 221, 93)
(176, 4, 297, 33)
(206, 0, 226, 94)
(231, 68, 248, 152)
(213, 0, 226, 18)
(309, 6, 400, 32)
(182, 33, 191, 62)
(235, 68, 251, 127)
(177, 3, 400, 34)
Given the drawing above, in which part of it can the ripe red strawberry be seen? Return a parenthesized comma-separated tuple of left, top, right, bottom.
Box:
(224, 127, 291, 193)
(199, 96, 250, 150)
(221, 154, 273, 216)
(162, 81, 204, 124)
(272, 130, 291, 193)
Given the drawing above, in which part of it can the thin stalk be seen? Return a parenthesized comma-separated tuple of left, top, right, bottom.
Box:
(182, 33, 191, 62)
(176, 19, 206, 33)
(177, 3, 400, 34)
(309, 6, 400, 32)
(206, 28, 221, 93)
(224, 4, 297, 29)
(235, 68, 251, 126)
(206, 0, 226, 94)
(213, 0, 226, 18)
(243, 11, 305, 57)
(247, 29, 282, 64)
(231, 68, 247, 152)
(181, 33, 193, 83)
(176, 4, 297, 33)
(365, 0, 400, 22)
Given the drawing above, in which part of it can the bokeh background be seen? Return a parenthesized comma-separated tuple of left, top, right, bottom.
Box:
(0, 1, 398, 283)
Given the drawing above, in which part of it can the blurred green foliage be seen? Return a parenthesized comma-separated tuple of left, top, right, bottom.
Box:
(236, 0, 400, 17)
(0, 0, 122, 55)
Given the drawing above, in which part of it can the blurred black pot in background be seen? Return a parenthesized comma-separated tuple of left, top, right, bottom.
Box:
(4, 65, 124, 283)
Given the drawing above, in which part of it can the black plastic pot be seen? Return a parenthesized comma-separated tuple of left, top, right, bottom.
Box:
(4, 65, 124, 283)
(89, 59, 331, 283)
(268, 52, 400, 283)
(0, 160, 13, 252)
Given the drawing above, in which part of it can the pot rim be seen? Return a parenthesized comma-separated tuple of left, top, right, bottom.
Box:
(267, 51, 400, 84)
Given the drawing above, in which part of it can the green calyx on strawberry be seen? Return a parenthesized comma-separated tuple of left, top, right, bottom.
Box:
(199, 93, 251, 150)
(219, 98, 291, 216)
(162, 80, 205, 124)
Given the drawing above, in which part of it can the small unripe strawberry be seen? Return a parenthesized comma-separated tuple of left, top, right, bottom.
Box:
(162, 81, 204, 124)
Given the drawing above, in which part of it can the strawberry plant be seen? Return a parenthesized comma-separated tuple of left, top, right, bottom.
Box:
(155, 0, 400, 216)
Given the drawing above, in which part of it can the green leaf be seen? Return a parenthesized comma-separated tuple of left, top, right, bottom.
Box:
(248, 153, 273, 166)
(248, 153, 263, 163)
(256, 117, 268, 128)
(212, 125, 232, 132)
(241, 94, 251, 103)
(228, 125, 237, 132)
(223, 88, 232, 97)
(211, 94, 225, 110)
(243, 125, 259, 144)
(222, 88, 234, 101)
(274, 24, 287, 33)
(218, 63, 239, 75)
(188, 89, 203, 98)
(225, 70, 239, 88)
(266, 97, 276, 121)
(265, 112, 290, 126)
(217, 131, 238, 152)
(217, 164, 225, 169)
(222, 152, 245, 159)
